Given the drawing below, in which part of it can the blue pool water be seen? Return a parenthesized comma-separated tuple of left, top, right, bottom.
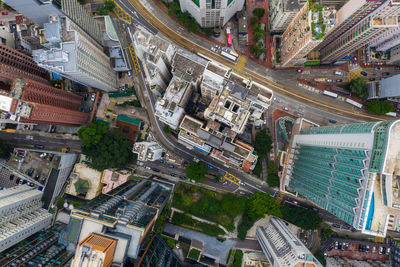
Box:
(366, 193, 375, 230)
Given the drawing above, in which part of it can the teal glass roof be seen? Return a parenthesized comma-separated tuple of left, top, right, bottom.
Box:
(300, 121, 378, 135)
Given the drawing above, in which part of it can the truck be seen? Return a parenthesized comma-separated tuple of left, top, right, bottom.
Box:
(314, 78, 326, 82)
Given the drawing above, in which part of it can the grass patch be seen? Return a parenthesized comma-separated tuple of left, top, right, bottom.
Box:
(171, 212, 225, 237)
(230, 250, 244, 267)
(172, 183, 247, 231)
(188, 248, 201, 260)
(226, 249, 233, 264)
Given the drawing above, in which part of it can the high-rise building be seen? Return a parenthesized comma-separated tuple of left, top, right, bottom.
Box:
(280, 2, 336, 67)
(0, 44, 89, 125)
(0, 185, 53, 252)
(32, 15, 116, 92)
(269, 0, 303, 33)
(256, 217, 323, 267)
(282, 119, 400, 237)
(3, 0, 103, 45)
(318, 0, 399, 63)
(133, 142, 165, 161)
(72, 233, 117, 267)
(179, 0, 245, 28)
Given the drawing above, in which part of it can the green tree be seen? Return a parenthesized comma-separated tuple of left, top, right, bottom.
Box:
(250, 17, 258, 25)
(249, 42, 266, 58)
(0, 138, 13, 159)
(97, 0, 115, 15)
(254, 129, 272, 161)
(162, 125, 173, 134)
(252, 161, 262, 176)
(186, 162, 208, 182)
(248, 192, 281, 220)
(201, 27, 213, 36)
(221, 194, 247, 218)
(366, 100, 394, 115)
(314, 250, 326, 266)
(252, 8, 265, 20)
(281, 205, 322, 230)
(267, 161, 280, 187)
(78, 122, 108, 147)
(349, 77, 368, 99)
(253, 31, 265, 42)
(77, 0, 84, 4)
(82, 129, 133, 171)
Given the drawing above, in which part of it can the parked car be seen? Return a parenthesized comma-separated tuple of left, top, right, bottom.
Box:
(332, 224, 341, 228)
(336, 79, 343, 82)
(50, 126, 56, 133)
(170, 173, 177, 177)
(291, 200, 299, 206)
(179, 175, 187, 179)
(9, 174, 14, 180)
(296, 69, 303, 73)
(255, 125, 262, 130)
(273, 97, 280, 102)
(40, 153, 47, 158)
(369, 78, 376, 81)
(282, 106, 289, 111)
(168, 164, 175, 168)
(329, 119, 337, 123)
(16, 178, 20, 184)
(34, 144, 44, 149)
(17, 150, 25, 157)
(34, 174, 40, 180)
(327, 79, 333, 82)
(152, 168, 160, 172)
(27, 168, 34, 177)
(375, 67, 383, 70)
(361, 71, 368, 76)
(334, 71, 343, 75)
(144, 166, 151, 170)
(334, 241, 339, 250)
(383, 72, 390, 76)
(91, 93, 96, 101)
(38, 186, 43, 191)
(48, 154, 54, 161)
(40, 177, 46, 185)
(159, 160, 166, 164)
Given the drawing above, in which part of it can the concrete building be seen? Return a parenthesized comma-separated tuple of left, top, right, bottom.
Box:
(0, 185, 53, 252)
(269, 0, 303, 33)
(3, 0, 103, 45)
(388, 44, 400, 65)
(280, 1, 336, 67)
(318, 0, 399, 64)
(72, 233, 117, 267)
(256, 217, 322, 267)
(179, 0, 245, 28)
(133, 142, 165, 161)
(64, 179, 173, 259)
(0, 44, 89, 125)
(282, 119, 400, 237)
(32, 15, 116, 92)
(368, 74, 400, 100)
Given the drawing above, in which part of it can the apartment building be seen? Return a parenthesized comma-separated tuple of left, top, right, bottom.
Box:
(280, 2, 336, 67)
(256, 217, 322, 267)
(0, 44, 89, 125)
(65, 179, 173, 259)
(32, 15, 116, 92)
(133, 142, 165, 162)
(179, 0, 245, 28)
(319, 0, 399, 63)
(0, 185, 53, 252)
(282, 119, 400, 237)
(269, 0, 303, 33)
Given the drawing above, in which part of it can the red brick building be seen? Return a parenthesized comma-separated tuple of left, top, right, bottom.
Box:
(0, 44, 88, 125)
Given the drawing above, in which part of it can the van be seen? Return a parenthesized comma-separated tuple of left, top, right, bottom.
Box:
(335, 71, 343, 75)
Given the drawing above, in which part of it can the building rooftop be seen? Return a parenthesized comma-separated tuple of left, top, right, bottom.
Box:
(284, 0, 304, 11)
(172, 49, 208, 83)
(163, 73, 192, 106)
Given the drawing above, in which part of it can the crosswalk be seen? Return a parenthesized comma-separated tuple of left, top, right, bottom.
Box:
(113, 1, 132, 24)
(128, 43, 141, 73)
(348, 66, 364, 81)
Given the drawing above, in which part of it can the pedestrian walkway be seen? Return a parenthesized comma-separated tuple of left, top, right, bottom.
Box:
(113, 1, 132, 24)
(348, 65, 363, 81)
(236, 56, 247, 71)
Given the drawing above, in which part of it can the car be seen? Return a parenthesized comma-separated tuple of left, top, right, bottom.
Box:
(361, 71, 368, 76)
(159, 160, 166, 164)
(28, 182, 34, 187)
(372, 246, 376, 253)
(38, 186, 43, 191)
(334, 241, 339, 250)
(332, 224, 341, 228)
(255, 125, 262, 130)
(50, 126, 56, 133)
(22, 180, 27, 185)
(395, 66, 400, 70)
(341, 225, 351, 230)
(144, 166, 151, 170)
(88, 107, 93, 112)
(359, 245, 364, 252)
(127, 71, 132, 77)
(207, 164, 214, 169)
(211, 47, 216, 52)
(382, 247, 387, 254)
(353, 56, 358, 63)
(291, 200, 299, 206)
(83, 94, 88, 101)
(48, 154, 54, 161)
(152, 168, 160, 172)
(34, 144, 44, 149)
(118, 72, 123, 79)
(179, 175, 187, 179)
(170, 173, 177, 177)
(366, 245, 370, 252)
(282, 106, 289, 111)
(40, 178, 46, 185)
(9, 174, 14, 180)
(375, 67, 383, 70)
(383, 72, 390, 76)
(335, 71, 343, 75)
(1, 11, 8, 15)
(27, 168, 34, 177)
(273, 97, 280, 103)
(17, 150, 25, 157)
(61, 147, 70, 153)
(338, 242, 342, 250)
(387, 248, 390, 254)
(15, 178, 20, 184)
(327, 79, 333, 82)
(336, 79, 343, 82)
(183, 161, 189, 167)
(369, 78, 376, 81)
(91, 93, 96, 101)
(296, 69, 303, 73)
(34, 174, 40, 180)
(168, 164, 175, 168)
(329, 119, 337, 124)
(40, 153, 47, 158)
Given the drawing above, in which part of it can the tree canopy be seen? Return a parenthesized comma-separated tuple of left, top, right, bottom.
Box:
(97, 0, 115, 15)
(79, 122, 133, 171)
(366, 100, 394, 115)
(254, 129, 272, 161)
(0, 138, 12, 159)
(280, 205, 322, 230)
(267, 161, 280, 188)
(252, 8, 265, 19)
(247, 192, 281, 220)
(349, 77, 368, 99)
(249, 42, 266, 58)
(186, 161, 208, 182)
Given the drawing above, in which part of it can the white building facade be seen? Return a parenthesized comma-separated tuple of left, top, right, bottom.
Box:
(0, 186, 53, 252)
(179, 0, 245, 27)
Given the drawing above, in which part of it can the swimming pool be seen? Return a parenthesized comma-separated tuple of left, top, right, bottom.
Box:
(366, 193, 375, 230)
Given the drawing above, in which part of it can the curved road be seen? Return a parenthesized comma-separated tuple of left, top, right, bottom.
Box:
(123, 0, 389, 122)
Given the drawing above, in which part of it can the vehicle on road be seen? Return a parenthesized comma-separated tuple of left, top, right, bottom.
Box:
(369, 78, 376, 81)
(326, 79, 333, 82)
(296, 69, 303, 73)
(144, 166, 151, 170)
(329, 119, 337, 123)
(41, 177, 46, 185)
(375, 67, 383, 70)
(291, 200, 299, 206)
(91, 93, 96, 101)
(9, 174, 14, 180)
(170, 173, 177, 177)
(34, 174, 40, 180)
(383, 72, 390, 76)
(273, 97, 280, 102)
(152, 168, 160, 172)
(159, 160, 166, 163)
(34, 144, 44, 149)
(314, 78, 326, 82)
(255, 124, 262, 130)
(334, 71, 343, 75)
(360, 71, 368, 76)
(179, 175, 187, 179)
(61, 147, 70, 153)
(282, 106, 289, 111)
(336, 79, 343, 82)
(168, 164, 175, 168)
(27, 168, 34, 177)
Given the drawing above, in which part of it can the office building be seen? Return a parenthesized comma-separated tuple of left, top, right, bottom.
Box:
(32, 15, 116, 92)
(280, 1, 336, 66)
(179, 0, 245, 28)
(318, 0, 399, 63)
(256, 217, 322, 267)
(282, 119, 400, 237)
(133, 142, 165, 161)
(0, 185, 53, 252)
(368, 74, 400, 100)
(3, 0, 103, 45)
(0, 222, 74, 266)
(64, 179, 173, 259)
(269, 0, 303, 33)
(388, 44, 400, 65)
(71, 233, 117, 267)
(0, 44, 89, 125)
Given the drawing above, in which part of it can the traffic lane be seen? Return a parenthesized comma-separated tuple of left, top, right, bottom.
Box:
(116, 0, 157, 34)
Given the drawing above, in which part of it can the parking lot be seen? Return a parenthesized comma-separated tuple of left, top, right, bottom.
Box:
(325, 238, 390, 262)
(81, 92, 97, 113)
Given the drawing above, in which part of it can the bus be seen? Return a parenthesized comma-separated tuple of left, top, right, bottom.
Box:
(221, 51, 237, 62)
(229, 50, 239, 58)
(323, 90, 338, 98)
(345, 98, 363, 108)
(197, 52, 212, 62)
(226, 28, 232, 46)
(314, 78, 326, 82)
